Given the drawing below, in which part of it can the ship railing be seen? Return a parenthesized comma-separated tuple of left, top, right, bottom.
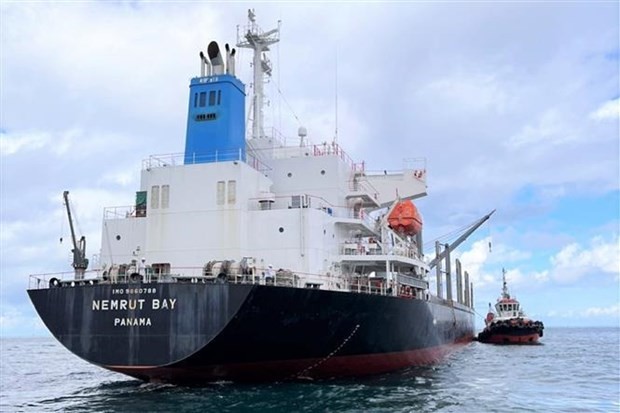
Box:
(348, 276, 391, 296)
(248, 193, 344, 216)
(365, 157, 427, 178)
(350, 179, 380, 201)
(311, 142, 355, 168)
(103, 205, 136, 220)
(248, 139, 356, 170)
(28, 270, 104, 289)
(340, 240, 420, 260)
(141, 151, 270, 173)
(30, 266, 417, 298)
(352, 206, 378, 230)
(396, 273, 429, 290)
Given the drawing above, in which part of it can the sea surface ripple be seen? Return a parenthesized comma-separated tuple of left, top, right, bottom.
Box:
(1, 327, 618, 412)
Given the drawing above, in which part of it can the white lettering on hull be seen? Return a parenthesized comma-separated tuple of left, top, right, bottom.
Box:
(92, 298, 176, 311)
(113, 318, 152, 327)
(152, 298, 177, 310)
(92, 299, 146, 311)
(92, 297, 178, 327)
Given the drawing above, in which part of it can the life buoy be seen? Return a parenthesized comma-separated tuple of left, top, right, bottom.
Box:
(49, 277, 61, 288)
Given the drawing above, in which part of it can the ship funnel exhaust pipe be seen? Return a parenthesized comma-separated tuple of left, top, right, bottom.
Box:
(199, 51, 211, 76)
(199, 51, 213, 77)
(208, 41, 225, 75)
(225, 43, 236, 76)
(225, 43, 231, 74)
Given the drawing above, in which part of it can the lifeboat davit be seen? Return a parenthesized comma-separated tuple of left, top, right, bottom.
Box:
(387, 200, 423, 235)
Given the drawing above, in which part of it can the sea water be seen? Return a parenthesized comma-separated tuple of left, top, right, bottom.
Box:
(1, 328, 618, 412)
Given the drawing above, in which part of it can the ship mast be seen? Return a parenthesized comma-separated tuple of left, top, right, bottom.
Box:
(236, 9, 280, 141)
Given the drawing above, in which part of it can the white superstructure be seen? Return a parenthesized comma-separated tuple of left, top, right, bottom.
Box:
(96, 11, 480, 304)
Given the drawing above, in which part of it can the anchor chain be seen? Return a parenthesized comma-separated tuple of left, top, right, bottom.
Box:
(293, 323, 360, 380)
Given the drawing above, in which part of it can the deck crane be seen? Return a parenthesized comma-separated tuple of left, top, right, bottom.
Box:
(428, 209, 496, 270)
(63, 190, 89, 279)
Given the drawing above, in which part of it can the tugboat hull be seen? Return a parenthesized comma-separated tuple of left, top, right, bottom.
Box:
(477, 321, 543, 345)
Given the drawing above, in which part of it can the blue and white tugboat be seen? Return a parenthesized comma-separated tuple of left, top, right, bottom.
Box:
(28, 10, 494, 383)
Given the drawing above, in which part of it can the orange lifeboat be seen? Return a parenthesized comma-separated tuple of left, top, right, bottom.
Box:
(387, 200, 423, 235)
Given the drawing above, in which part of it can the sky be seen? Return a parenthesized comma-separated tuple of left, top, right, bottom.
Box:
(1, 1, 618, 337)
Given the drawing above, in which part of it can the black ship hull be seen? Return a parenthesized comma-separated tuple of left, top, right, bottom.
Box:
(28, 283, 474, 383)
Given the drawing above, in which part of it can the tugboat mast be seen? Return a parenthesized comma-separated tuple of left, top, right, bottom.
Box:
(501, 268, 510, 299)
(236, 9, 280, 141)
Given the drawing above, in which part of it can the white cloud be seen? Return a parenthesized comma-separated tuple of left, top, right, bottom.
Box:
(507, 108, 579, 149)
(0, 130, 50, 156)
(453, 233, 619, 296)
(582, 304, 620, 317)
(589, 98, 620, 121)
(550, 235, 620, 283)
(98, 169, 139, 187)
(453, 237, 534, 289)
(546, 304, 620, 322)
(1, 2, 222, 123)
(417, 71, 512, 115)
(546, 309, 575, 318)
(0, 128, 135, 159)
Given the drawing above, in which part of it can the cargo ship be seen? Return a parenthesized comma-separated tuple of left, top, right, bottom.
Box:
(28, 10, 493, 383)
(477, 269, 544, 344)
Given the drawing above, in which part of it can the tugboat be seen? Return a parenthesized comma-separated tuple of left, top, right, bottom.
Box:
(477, 269, 544, 344)
(27, 10, 495, 383)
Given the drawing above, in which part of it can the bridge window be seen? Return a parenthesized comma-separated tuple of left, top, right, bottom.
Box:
(194, 93, 198, 107)
(199, 92, 206, 107)
(151, 185, 160, 209)
(227, 180, 236, 204)
(161, 185, 170, 208)
(217, 90, 221, 105)
(209, 91, 216, 106)
(216, 181, 225, 205)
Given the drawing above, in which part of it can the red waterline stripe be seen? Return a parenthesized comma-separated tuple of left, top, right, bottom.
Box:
(107, 338, 473, 381)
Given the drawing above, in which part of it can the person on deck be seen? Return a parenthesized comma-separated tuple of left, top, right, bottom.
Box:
(265, 264, 275, 285)
(138, 258, 147, 278)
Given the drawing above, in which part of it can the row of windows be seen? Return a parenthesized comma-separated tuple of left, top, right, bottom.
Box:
(151, 185, 170, 209)
(499, 304, 519, 312)
(150, 181, 236, 209)
(194, 90, 222, 108)
(217, 180, 236, 205)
